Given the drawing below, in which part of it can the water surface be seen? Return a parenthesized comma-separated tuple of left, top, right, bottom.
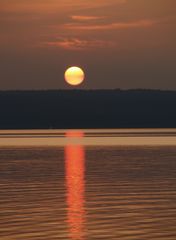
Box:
(0, 129, 176, 239)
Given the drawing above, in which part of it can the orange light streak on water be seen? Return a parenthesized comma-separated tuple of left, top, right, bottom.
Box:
(65, 131, 85, 240)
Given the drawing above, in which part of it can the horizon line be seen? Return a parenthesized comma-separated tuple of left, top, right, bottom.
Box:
(0, 88, 175, 92)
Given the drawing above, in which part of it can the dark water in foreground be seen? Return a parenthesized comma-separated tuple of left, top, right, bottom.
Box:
(0, 130, 176, 239)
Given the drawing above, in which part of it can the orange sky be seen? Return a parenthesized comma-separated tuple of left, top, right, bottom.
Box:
(0, 0, 176, 89)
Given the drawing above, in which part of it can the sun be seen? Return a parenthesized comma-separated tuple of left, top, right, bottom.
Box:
(64, 66, 85, 86)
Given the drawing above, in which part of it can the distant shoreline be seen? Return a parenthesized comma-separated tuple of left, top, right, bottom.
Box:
(0, 89, 176, 129)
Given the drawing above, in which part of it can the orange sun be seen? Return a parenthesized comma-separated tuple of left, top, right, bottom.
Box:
(64, 66, 85, 86)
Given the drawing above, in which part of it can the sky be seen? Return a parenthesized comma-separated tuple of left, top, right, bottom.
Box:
(0, 0, 176, 90)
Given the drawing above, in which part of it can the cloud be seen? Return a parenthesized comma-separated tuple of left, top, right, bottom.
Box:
(1, 0, 126, 14)
(44, 37, 116, 50)
(71, 15, 105, 21)
(64, 20, 158, 31)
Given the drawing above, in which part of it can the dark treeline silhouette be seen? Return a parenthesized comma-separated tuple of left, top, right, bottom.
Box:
(0, 89, 176, 129)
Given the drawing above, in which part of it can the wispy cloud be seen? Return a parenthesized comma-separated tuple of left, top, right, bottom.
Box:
(44, 37, 116, 50)
(64, 20, 158, 31)
(71, 15, 105, 21)
(1, 0, 126, 13)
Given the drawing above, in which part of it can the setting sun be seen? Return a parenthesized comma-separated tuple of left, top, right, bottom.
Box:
(64, 66, 85, 86)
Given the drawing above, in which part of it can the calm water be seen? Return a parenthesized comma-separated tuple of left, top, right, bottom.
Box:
(0, 129, 176, 239)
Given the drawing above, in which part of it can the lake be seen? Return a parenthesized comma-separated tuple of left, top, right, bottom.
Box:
(0, 129, 176, 239)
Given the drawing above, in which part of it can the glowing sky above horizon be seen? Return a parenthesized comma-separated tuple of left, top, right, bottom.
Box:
(0, 0, 176, 90)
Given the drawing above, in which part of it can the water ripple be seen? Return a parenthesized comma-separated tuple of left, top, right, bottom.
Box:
(0, 143, 176, 239)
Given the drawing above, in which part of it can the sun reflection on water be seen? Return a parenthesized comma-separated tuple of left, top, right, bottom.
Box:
(65, 130, 86, 240)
